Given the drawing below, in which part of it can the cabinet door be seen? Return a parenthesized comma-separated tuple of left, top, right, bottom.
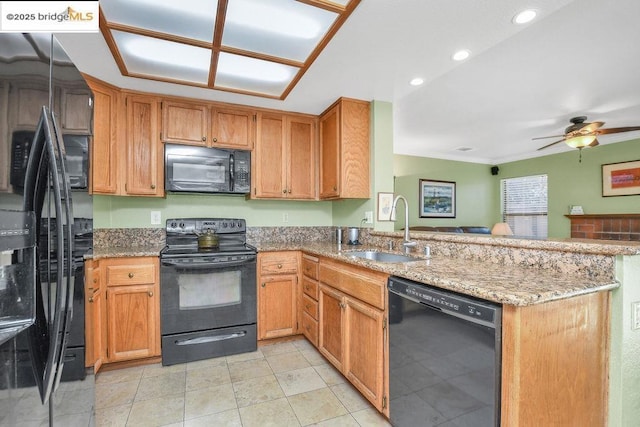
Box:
(344, 297, 384, 410)
(85, 260, 105, 371)
(319, 103, 340, 199)
(106, 284, 159, 362)
(125, 95, 162, 196)
(258, 274, 298, 340)
(254, 113, 286, 198)
(287, 115, 316, 199)
(340, 99, 370, 198)
(211, 107, 254, 149)
(319, 284, 344, 370)
(13, 85, 49, 129)
(161, 100, 208, 146)
(60, 88, 92, 134)
(87, 79, 118, 194)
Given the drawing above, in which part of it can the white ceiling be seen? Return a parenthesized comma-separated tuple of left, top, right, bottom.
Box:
(55, 0, 640, 165)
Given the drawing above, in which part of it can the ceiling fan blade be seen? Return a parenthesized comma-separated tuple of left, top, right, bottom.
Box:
(577, 121, 605, 133)
(594, 126, 640, 135)
(532, 134, 565, 140)
(537, 138, 566, 151)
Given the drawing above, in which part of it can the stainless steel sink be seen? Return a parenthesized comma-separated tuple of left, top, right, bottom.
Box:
(346, 250, 419, 263)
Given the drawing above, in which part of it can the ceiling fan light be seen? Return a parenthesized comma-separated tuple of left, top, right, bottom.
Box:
(565, 135, 596, 149)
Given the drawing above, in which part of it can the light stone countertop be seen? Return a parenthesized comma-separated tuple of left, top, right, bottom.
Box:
(254, 241, 620, 307)
(89, 244, 165, 260)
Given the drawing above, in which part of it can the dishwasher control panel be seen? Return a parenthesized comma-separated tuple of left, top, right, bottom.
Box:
(388, 276, 500, 327)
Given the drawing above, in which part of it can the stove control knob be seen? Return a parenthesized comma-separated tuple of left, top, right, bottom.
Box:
(222, 222, 228, 228)
(170, 221, 177, 228)
(179, 222, 185, 229)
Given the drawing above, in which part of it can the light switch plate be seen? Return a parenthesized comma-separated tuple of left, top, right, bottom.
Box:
(151, 211, 161, 225)
(633, 301, 640, 330)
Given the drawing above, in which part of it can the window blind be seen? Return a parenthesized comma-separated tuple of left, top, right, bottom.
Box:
(501, 174, 548, 238)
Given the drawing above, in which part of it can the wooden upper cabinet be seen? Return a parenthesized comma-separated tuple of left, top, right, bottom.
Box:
(124, 94, 163, 197)
(59, 87, 92, 134)
(254, 113, 286, 198)
(253, 112, 316, 200)
(286, 115, 316, 199)
(211, 107, 254, 149)
(161, 100, 208, 146)
(85, 76, 118, 195)
(319, 98, 370, 200)
(12, 84, 50, 129)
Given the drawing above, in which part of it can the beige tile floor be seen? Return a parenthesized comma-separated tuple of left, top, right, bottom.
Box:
(94, 338, 392, 427)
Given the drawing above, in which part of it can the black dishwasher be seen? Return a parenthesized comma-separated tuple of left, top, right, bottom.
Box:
(387, 276, 502, 427)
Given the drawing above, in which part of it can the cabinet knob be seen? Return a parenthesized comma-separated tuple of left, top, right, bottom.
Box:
(333, 186, 337, 191)
(277, 264, 282, 269)
(148, 291, 153, 297)
(287, 189, 291, 193)
(340, 302, 346, 309)
(202, 136, 206, 141)
(89, 297, 94, 303)
(306, 304, 311, 310)
(283, 189, 287, 194)
(128, 272, 134, 278)
(150, 184, 156, 189)
(261, 283, 266, 287)
(213, 137, 218, 143)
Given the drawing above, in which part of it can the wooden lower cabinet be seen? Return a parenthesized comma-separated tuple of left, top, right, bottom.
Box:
(257, 251, 299, 340)
(92, 256, 160, 367)
(501, 291, 610, 426)
(85, 259, 105, 371)
(317, 257, 388, 412)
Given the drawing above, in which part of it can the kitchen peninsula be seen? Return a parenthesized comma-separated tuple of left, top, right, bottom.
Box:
(90, 226, 639, 426)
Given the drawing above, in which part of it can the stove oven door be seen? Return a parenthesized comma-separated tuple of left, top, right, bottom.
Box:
(160, 255, 257, 336)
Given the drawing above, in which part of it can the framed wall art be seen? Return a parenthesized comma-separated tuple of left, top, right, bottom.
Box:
(602, 160, 640, 197)
(419, 179, 456, 218)
(377, 192, 394, 221)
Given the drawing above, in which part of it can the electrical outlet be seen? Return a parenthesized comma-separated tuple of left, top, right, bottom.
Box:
(150, 211, 161, 225)
(282, 212, 289, 223)
(365, 211, 373, 223)
(633, 301, 640, 330)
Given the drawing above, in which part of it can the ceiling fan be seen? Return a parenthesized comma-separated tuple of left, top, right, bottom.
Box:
(532, 116, 640, 162)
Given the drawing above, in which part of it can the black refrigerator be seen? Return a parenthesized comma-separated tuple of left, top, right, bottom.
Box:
(0, 34, 94, 426)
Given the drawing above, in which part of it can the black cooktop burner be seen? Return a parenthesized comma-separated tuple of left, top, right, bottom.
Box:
(162, 218, 255, 258)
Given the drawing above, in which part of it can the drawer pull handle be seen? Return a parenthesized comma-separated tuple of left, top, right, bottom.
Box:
(148, 291, 153, 297)
(277, 264, 282, 269)
(213, 137, 218, 143)
(202, 136, 206, 141)
(88, 297, 94, 303)
(151, 184, 156, 189)
(262, 283, 266, 287)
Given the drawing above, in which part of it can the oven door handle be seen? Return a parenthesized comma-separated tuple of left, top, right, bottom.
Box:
(174, 331, 247, 346)
(161, 257, 256, 269)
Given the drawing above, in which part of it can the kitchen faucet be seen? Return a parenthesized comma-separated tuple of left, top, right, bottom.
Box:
(391, 195, 417, 253)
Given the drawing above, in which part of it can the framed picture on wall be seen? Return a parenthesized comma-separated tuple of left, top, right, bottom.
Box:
(377, 192, 394, 221)
(602, 160, 640, 197)
(419, 179, 456, 218)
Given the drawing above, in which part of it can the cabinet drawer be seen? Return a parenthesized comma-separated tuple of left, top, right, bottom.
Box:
(302, 277, 319, 300)
(259, 252, 298, 275)
(302, 294, 318, 320)
(319, 259, 388, 310)
(105, 263, 155, 286)
(301, 311, 318, 347)
(302, 254, 319, 280)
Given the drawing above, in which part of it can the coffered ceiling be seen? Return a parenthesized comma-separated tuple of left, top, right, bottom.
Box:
(55, 0, 640, 164)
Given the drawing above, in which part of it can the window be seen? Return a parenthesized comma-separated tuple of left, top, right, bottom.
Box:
(500, 174, 548, 238)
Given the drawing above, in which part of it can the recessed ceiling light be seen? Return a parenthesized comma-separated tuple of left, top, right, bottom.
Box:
(452, 50, 470, 61)
(409, 77, 424, 86)
(513, 9, 537, 24)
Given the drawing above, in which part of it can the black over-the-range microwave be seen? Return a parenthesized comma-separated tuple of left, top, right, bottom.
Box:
(164, 143, 251, 195)
(11, 130, 89, 191)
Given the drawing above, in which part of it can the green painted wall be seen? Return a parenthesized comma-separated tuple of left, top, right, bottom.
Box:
(498, 138, 640, 238)
(93, 194, 333, 228)
(392, 154, 500, 229)
(610, 255, 640, 426)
